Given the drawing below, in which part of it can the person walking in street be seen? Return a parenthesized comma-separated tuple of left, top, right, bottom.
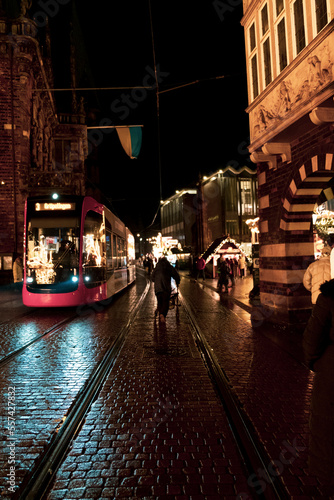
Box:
(303, 244, 331, 304)
(13, 256, 23, 291)
(303, 277, 334, 486)
(196, 255, 206, 281)
(152, 256, 180, 324)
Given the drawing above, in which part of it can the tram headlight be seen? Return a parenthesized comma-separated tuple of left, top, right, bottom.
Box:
(84, 276, 90, 282)
(26, 277, 34, 283)
(71, 276, 79, 283)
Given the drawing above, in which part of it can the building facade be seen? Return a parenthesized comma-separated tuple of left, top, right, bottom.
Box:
(160, 166, 258, 257)
(200, 166, 258, 253)
(160, 189, 198, 250)
(0, 8, 87, 282)
(241, 0, 334, 320)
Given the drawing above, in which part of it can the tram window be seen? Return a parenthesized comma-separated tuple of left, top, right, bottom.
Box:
(26, 217, 79, 286)
(106, 229, 112, 267)
(83, 211, 106, 286)
(106, 229, 113, 279)
(113, 234, 117, 268)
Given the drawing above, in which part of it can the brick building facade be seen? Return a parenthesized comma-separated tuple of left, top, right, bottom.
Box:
(241, 0, 334, 320)
(0, 9, 87, 282)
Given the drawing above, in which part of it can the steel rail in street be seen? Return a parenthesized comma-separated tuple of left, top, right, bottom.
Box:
(17, 279, 150, 500)
(0, 314, 77, 367)
(179, 290, 289, 500)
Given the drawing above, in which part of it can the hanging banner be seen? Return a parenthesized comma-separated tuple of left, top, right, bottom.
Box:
(116, 126, 142, 159)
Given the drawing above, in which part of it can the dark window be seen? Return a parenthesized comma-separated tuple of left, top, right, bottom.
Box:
(315, 0, 328, 33)
(251, 55, 259, 98)
(249, 23, 256, 51)
(261, 4, 269, 35)
(276, 0, 284, 16)
(54, 140, 71, 171)
(294, 0, 306, 54)
(263, 38, 272, 86)
(277, 18, 288, 71)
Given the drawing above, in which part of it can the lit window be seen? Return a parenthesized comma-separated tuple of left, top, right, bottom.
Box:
(240, 180, 253, 216)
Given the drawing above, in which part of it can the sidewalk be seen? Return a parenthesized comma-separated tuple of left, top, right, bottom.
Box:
(0, 284, 29, 323)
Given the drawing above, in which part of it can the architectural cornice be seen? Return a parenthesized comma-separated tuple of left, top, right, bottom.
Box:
(309, 106, 334, 125)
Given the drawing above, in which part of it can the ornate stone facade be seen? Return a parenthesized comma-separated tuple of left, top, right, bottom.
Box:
(0, 12, 87, 281)
(242, 0, 334, 321)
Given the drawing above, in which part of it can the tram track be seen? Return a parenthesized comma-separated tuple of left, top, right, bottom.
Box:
(16, 279, 150, 500)
(179, 290, 288, 500)
(0, 313, 78, 367)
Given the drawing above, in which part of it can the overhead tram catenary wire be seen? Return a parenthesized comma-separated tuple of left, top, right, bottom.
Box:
(32, 86, 154, 91)
(32, 75, 230, 93)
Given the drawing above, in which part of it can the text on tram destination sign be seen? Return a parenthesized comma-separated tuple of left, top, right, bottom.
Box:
(35, 202, 76, 211)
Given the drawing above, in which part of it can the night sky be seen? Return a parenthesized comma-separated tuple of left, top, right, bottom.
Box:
(46, 1, 250, 234)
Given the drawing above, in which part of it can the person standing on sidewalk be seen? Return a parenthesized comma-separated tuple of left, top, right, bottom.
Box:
(303, 244, 331, 304)
(13, 256, 23, 291)
(217, 256, 229, 293)
(152, 256, 180, 324)
(303, 277, 334, 486)
(195, 255, 206, 281)
(238, 254, 246, 278)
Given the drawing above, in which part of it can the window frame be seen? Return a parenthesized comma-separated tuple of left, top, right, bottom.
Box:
(291, 0, 307, 56)
(274, 0, 288, 74)
(312, 0, 330, 36)
(248, 21, 259, 101)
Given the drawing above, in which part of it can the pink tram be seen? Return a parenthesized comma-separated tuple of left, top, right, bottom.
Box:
(23, 195, 136, 307)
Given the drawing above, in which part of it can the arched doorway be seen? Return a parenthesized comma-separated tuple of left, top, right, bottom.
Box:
(258, 150, 334, 322)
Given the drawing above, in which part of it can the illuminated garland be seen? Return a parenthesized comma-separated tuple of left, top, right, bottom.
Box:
(314, 210, 334, 237)
(204, 237, 244, 264)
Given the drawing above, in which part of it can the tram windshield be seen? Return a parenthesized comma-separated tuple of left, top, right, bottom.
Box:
(26, 216, 80, 286)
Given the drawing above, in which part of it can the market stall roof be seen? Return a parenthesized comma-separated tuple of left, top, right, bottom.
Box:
(202, 236, 242, 263)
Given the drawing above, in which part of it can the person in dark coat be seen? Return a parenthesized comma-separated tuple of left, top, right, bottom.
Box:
(151, 257, 180, 324)
(195, 255, 206, 281)
(217, 257, 229, 293)
(303, 278, 334, 485)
